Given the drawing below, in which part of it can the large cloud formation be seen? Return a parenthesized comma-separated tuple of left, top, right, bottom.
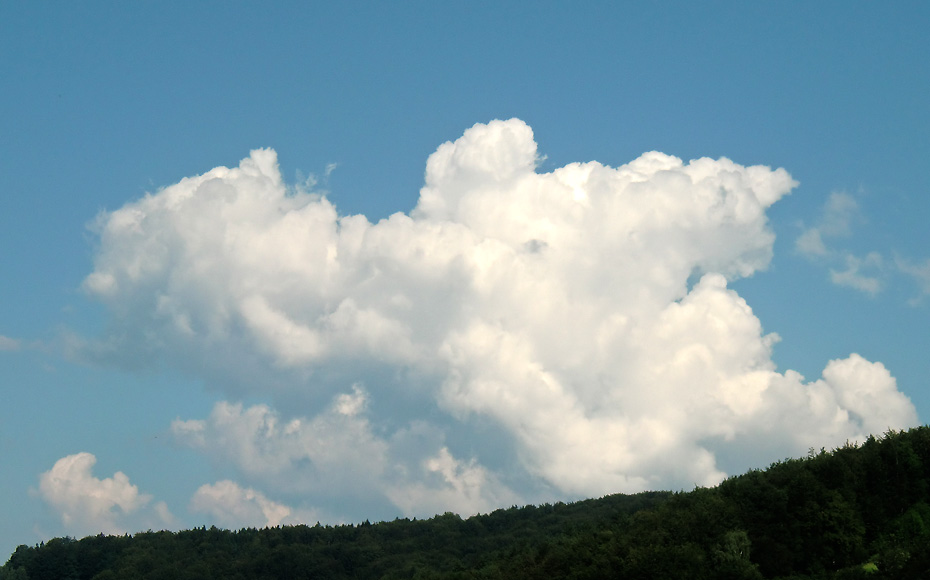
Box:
(83, 119, 917, 520)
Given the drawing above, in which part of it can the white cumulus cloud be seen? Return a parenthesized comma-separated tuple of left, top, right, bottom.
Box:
(387, 447, 516, 517)
(171, 386, 390, 497)
(36, 452, 175, 536)
(173, 387, 518, 519)
(190, 481, 313, 529)
(84, 119, 917, 519)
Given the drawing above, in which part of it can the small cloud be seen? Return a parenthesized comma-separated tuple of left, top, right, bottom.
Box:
(896, 256, 930, 305)
(820, 353, 917, 435)
(190, 481, 310, 529)
(795, 228, 828, 257)
(796, 192, 886, 296)
(819, 192, 860, 237)
(294, 162, 338, 198)
(334, 383, 367, 416)
(153, 501, 179, 528)
(386, 447, 517, 518)
(795, 192, 860, 256)
(171, 389, 390, 498)
(0, 334, 20, 351)
(795, 192, 860, 259)
(36, 452, 172, 536)
(830, 252, 883, 296)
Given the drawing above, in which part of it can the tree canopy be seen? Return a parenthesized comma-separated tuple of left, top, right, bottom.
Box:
(6, 427, 930, 579)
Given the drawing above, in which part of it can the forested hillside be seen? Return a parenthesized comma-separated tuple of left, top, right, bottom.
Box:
(5, 427, 930, 580)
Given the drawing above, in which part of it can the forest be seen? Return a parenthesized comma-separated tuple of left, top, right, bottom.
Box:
(5, 426, 930, 579)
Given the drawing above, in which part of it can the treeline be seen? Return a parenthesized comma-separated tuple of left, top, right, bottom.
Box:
(5, 427, 930, 579)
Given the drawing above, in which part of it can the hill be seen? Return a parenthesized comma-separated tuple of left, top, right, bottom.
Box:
(5, 427, 930, 579)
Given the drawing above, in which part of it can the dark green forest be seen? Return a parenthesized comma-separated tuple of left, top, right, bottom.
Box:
(6, 427, 930, 580)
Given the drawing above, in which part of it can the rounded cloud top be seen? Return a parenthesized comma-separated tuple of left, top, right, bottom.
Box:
(81, 119, 916, 513)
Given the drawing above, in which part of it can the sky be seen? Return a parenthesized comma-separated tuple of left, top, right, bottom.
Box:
(1, 0, 929, 559)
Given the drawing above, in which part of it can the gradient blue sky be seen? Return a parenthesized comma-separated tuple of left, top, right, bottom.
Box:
(2, 1, 928, 559)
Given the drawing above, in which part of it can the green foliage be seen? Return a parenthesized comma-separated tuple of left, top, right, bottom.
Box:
(0, 564, 29, 580)
(7, 427, 930, 579)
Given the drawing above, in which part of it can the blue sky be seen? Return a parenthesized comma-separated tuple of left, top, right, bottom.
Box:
(1, 1, 928, 559)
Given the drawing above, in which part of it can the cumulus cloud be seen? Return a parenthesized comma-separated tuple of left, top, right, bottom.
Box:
(37, 452, 175, 536)
(821, 354, 915, 435)
(85, 119, 917, 517)
(386, 446, 518, 517)
(190, 481, 313, 529)
(173, 387, 518, 518)
(172, 386, 390, 497)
